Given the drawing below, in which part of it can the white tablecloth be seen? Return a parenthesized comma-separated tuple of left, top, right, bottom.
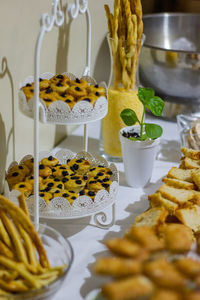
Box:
(46, 117, 180, 300)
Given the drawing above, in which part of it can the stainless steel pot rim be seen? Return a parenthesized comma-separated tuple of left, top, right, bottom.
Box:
(142, 13, 200, 54)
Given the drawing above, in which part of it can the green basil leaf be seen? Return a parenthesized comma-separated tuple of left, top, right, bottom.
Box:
(148, 96, 165, 116)
(145, 123, 163, 139)
(120, 109, 139, 126)
(137, 87, 155, 106)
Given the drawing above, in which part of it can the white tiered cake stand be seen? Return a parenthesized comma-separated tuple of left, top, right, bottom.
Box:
(12, 0, 119, 230)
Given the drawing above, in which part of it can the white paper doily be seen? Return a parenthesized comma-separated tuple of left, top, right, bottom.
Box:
(5, 149, 119, 219)
(19, 72, 108, 125)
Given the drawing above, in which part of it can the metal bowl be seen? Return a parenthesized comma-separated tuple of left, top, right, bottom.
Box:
(138, 13, 200, 118)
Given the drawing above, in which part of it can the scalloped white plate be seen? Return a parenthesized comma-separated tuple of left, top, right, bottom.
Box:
(5, 149, 119, 220)
(19, 72, 108, 125)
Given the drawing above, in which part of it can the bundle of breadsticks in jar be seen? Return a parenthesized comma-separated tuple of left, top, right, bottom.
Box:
(102, 0, 144, 158)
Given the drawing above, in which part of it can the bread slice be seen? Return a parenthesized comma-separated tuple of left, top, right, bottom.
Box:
(184, 157, 200, 169)
(167, 167, 193, 182)
(158, 185, 200, 204)
(149, 193, 178, 214)
(133, 207, 168, 229)
(191, 169, 200, 190)
(175, 205, 200, 232)
(162, 177, 195, 190)
(181, 147, 200, 160)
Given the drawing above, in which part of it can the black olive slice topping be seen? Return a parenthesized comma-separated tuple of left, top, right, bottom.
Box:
(39, 193, 45, 197)
(48, 156, 53, 161)
(54, 178, 60, 182)
(79, 190, 85, 195)
(57, 74, 64, 79)
(76, 78, 81, 83)
(45, 88, 53, 94)
(73, 164, 79, 170)
(39, 164, 44, 169)
(47, 183, 54, 187)
(88, 191, 95, 196)
(57, 184, 63, 189)
(75, 87, 81, 91)
(19, 166, 23, 170)
(19, 184, 25, 188)
(95, 92, 99, 96)
(102, 183, 109, 188)
(62, 171, 69, 176)
(62, 178, 69, 183)
(71, 196, 76, 200)
(63, 193, 69, 197)
(12, 172, 19, 177)
(75, 180, 82, 184)
(26, 83, 32, 87)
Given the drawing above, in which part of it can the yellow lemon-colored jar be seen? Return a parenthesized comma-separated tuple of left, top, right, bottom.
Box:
(102, 88, 143, 158)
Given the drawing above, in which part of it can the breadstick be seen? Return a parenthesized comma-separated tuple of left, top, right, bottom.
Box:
(0, 219, 12, 249)
(104, 5, 113, 38)
(0, 196, 49, 268)
(18, 226, 38, 270)
(0, 211, 28, 264)
(0, 240, 14, 259)
(18, 193, 30, 218)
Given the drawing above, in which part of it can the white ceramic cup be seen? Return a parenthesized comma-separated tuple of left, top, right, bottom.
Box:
(119, 125, 160, 188)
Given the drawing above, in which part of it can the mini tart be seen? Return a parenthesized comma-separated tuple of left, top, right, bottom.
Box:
(8, 164, 30, 177)
(52, 165, 74, 179)
(68, 85, 87, 98)
(25, 175, 43, 186)
(12, 182, 33, 197)
(87, 177, 112, 191)
(70, 78, 89, 89)
(6, 170, 26, 189)
(87, 84, 106, 97)
(77, 95, 98, 106)
(39, 78, 50, 90)
(50, 74, 70, 85)
(57, 93, 76, 109)
(21, 84, 34, 101)
(40, 179, 64, 193)
(79, 189, 96, 200)
(51, 81, 69, 94)
(23, 158, 34, 171)
(41, 156, 59, 168)
(39, 164, 52, 178)
(67, 158, 91, 175)
(64, 174, 87, 193)
(40, 88, 58, 107)
(39, 192, 53, 205)
(88, 166, 113, 178)
(53, 190, 78, 205)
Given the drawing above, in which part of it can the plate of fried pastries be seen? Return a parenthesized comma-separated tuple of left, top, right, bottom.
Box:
(91, 147, 200, 300)
(5, 149, 119, 219)
(0, 194, 73, 299)
(19, 72, 108, 124)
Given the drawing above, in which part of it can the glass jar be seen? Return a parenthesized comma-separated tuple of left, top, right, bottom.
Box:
(99, 35, 145, 162)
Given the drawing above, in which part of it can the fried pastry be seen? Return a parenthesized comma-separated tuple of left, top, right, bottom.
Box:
(174, 257, 200, 278)
(101, 275, 154, 300)
(95, 257, 142, 277)
(126, 226, 165, 252)
(143, 258, 186, 289)
(159, 224, 193, 253)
